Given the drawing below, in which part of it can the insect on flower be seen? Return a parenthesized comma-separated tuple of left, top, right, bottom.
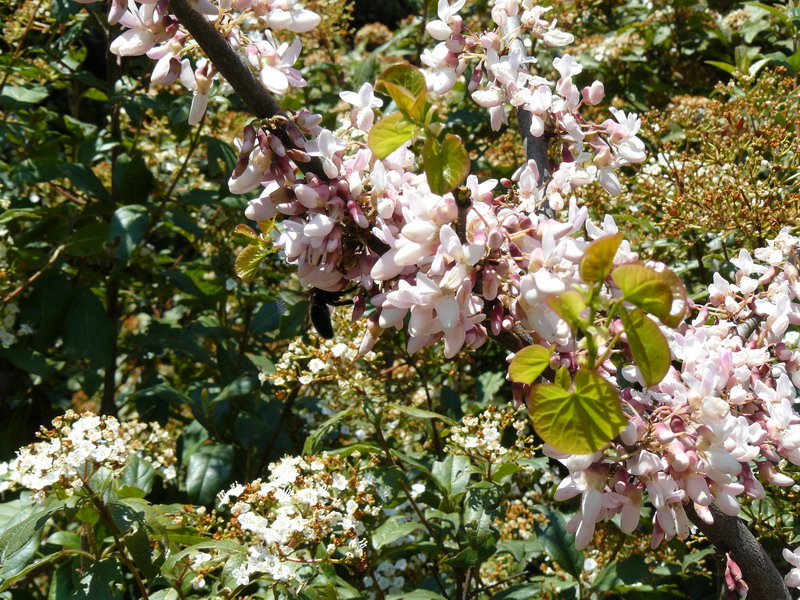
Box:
(309, 288, 353, 339)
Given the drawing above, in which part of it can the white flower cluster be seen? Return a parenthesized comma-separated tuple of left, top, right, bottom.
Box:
(549, 230, 800, 549)
(1, 410, 177, 501)
(216, 454, 380, 586)
(447, 404, 531, 465)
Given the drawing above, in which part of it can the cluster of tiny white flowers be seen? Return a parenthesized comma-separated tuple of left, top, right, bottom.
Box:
(447, 404, 532, 465)
(0, 301, 23, 347)
(1, 411, 177, 501)
(215, 454, 380, 586)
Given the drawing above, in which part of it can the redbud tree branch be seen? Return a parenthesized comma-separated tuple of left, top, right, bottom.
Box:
(169, 0, 326, 179)
(685, 503, 791, 600)
(170, 3, 791, 597)
(495, 16, 791, 600)
(169, 0, 390, 254)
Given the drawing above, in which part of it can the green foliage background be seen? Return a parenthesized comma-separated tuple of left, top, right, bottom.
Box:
(0, 0, 799, 598)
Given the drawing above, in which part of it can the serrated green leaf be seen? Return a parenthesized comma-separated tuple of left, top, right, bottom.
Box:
(580, 233, 623, 283)
(116, 454, 156, 498)
(431, 454, 473, 498)
(185, 444, 234, 506)
(423, 134, 470, 195)
(70, 559, 122, 600)
(387, 403, 457, 426)
(508, 344, 552, 384)
(533, 507, 583, 580)
(372, 516, 424, 550)
(528, 369, 627, 454)
(620, 308, 671, 386)
(611, 263, 673, 321)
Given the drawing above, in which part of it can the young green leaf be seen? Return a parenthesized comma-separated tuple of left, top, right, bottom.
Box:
(546, 290, 587, 333)
(376, 64, 427, 122)
(234, 243, 272, 284)
(508, 344, 553, 384)
(580, 233, 624, 283)
(653, 265, 689, 327)
(368, 112, 417, 159)
(528, 369, 627, 454)
(620, 308, 671, 386)
(611, 263, 673, 321)
(422, 134, 470, 195)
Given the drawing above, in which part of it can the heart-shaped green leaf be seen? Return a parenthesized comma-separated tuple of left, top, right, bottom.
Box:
(528, 369, 627, 454)
(368, 112, 417, 159)
(620, 308, 671, 386)
(546, 290, 587, 333)
(653, 265, 689, 327)
(422, 134, 470, 195)
(509, 345, 553, 384)
(611, 263, 673, 321)
(376, 64, 427, 123)
(580, 233, 624, 283)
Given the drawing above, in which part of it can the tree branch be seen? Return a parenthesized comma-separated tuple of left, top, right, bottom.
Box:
(500, 16, 553, 219)
(169, 0, 327, 180)
(684, 503, 791, 600)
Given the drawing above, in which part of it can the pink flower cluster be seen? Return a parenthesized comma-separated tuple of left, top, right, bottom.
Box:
(79, 0, 319, 124)
(424, 0, 646, 206)
(549, 231, 800, 549)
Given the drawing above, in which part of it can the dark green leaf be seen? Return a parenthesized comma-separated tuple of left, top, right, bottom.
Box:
(60, 163, 110, 202)
(431, 454, 473, 498)
(185, 445, 234, 506)
(533, 508, 583, 580)
(303, 410, 352, 455)
(372, 517, 424, 550)
(107, 204, 149, 261)
(70, 559, 122, 600)
(62, 286, 113, 368)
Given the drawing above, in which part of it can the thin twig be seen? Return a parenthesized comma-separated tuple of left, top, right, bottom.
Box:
(2, 245, 64, 305)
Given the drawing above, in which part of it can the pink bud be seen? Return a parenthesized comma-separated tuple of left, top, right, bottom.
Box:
(284, 121, 307, 147)
(581, 80, 604, 105)
(351, 294, 366, 321)
(487, 228, 504, 249)
(758, 461, 795, 486)
(468, 65, 483, 92)
(268, 134, 286, 157)
(667, 441, 689, 471)
(490, 301, 503, 335)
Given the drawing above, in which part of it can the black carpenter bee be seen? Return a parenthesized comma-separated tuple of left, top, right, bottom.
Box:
(309, 288, 353, 339)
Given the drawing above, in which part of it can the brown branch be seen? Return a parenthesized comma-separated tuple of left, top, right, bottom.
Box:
(500, 16, 553, 218)
(169, 0, 327, 181)
(685, 503, 791, 600)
